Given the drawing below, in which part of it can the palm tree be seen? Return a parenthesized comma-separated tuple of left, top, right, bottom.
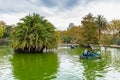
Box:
(95, 15, 107, 44)
(11, 13, 58, 53)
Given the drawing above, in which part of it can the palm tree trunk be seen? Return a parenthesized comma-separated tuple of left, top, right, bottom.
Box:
(98, 28, 101, 51)
(98, 28, 101, 44)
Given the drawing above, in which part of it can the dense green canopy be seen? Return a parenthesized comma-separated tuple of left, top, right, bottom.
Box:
(0, 27, 4, 38)
(11, 13, 58, 53)
(0, 21, 6, 38)
(81, 13, 98, 44)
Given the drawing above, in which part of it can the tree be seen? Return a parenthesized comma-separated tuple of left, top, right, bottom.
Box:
(0, 21, 6, 38)
(67, 26, 82, 43)
(0, 27, 4, 38)
(81, 13, 98, 45)
(100, 34, 112, 45)
(107, 20, 120, 44)
(3, 25, 14, 38)
(59, 26, 82, 44)
(95, 15, 107, 44)
(58, 30, 72, 44)
(11, 13, 58, 53)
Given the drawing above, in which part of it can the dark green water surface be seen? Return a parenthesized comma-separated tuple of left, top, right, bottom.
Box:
(0, 46, 120, 80)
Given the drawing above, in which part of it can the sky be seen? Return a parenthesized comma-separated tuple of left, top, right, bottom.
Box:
(0, 0, 120, 30)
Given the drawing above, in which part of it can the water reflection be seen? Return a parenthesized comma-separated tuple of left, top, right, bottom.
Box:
(101, 47, 120, 79)
(104, 48, 120, 71)
(10, 53, 58, 80)
(80, 47, 120, 80)
(80, 59, 107, 80)
(1, 47, 120, 80)
(0, 46, 14, 80)
(55, 49, 85, 80)
(80, 49, 111, 80)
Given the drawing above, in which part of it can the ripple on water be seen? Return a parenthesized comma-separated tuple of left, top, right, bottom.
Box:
(54, 51, 85, 80)
(1, 47, 120, 80)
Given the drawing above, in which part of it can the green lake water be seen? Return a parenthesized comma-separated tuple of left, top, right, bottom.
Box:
(0, 46, 120, 80)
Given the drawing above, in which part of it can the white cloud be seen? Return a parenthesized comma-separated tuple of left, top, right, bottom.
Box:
(47, 0, 120, 30)
(87, 1, 120, 21)
(0, 13, 27, 25)
(0, 0, 120, 30)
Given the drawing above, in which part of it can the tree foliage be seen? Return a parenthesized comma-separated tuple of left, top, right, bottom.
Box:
(59, 26, 82, 44)
(58, 30, 72, 44)
(107, 20, 120, 44)
(67, 26, 82, 43)
(3, 25, 13, 38)
(0, 27, 4, 38)
(0, 21, 6, 38)
(11, 13, 58, 53)
(81, 13, 98, 44)
(100, 34, 112, 45)
(95, 15, 107, 43)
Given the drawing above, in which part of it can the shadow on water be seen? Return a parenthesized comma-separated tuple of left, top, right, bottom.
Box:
(10, 53, 59, 80)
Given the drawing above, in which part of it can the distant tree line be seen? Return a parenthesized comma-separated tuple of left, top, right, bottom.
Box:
(59, 13, 120, 46)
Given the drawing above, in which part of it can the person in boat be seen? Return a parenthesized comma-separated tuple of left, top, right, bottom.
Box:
(95, 51, 101, 56)
(88, 49, 94, 57)
(88, 46, 95, 57)
(83, 49, 88, 57)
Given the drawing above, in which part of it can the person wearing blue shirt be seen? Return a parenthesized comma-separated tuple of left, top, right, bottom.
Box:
(83, 49, 88, 56)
